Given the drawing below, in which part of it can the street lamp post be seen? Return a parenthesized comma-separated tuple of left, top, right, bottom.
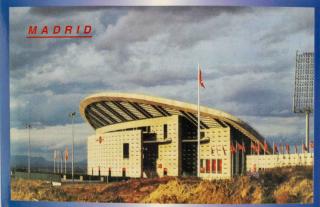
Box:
(26, 124, 32, 177)
(53, 150, 56, 173)
(69, 112, 76, 182)
(60, 150, 63, 174)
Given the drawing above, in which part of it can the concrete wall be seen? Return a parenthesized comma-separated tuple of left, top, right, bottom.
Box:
(87, 134, 105, 175)
(89, 115, 180, 178)
(246, 153, 313, 172)
(156, 115, 180, 177)
(87, 115, 238, 180)
(87, 130, 142, 177)
(199, 127, 231, 180)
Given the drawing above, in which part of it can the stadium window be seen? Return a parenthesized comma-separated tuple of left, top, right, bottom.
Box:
(123, 143, 129, 159)
(217, 159, 222, 174)
(206, 159, 210, 173)
(163, 124, 168, 139)
(212, 159, 216, 174)
(200, 131, 205, 138)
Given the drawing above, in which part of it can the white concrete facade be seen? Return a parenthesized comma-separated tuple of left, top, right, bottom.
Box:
(87, 130, 142, 177)
(199, 127, 232, 179)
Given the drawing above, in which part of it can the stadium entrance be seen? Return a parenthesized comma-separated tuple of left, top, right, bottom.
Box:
(142, 143, 158, 177)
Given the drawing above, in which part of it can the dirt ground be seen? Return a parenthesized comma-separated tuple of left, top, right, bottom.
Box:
(11, 166, 313, 204)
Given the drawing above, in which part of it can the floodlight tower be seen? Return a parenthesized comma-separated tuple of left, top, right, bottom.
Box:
(293, 51, 314, 152)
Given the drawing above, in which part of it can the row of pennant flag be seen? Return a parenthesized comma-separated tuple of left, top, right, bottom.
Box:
(199, 67, 314, 156)
(53, 146, 69, 161)
(227, 141, 314, 155)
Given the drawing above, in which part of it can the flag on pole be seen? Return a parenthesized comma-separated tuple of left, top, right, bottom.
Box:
(197, 64, 205, 177)
(230, 144, 236, 154)
(198, 66, 205, 88)
(251, 143, 256, 154)
(264, 140, 267, 155)
(295, 144, 298, 154)
(242, 140, 246, 153)
(257, 143, 260, 155)
(237, 143, 245, 152)
(279, 144, 283, 154)
(274, 143, 278, 154)
(65, 146, 69, 161)
(310, 141, 314, 149)
(285, 144, 290, 154)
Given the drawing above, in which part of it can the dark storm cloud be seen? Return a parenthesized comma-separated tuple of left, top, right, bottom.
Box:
(223, 86, 292, 117)
(95, 7, 251, 52)
(9, 7, 314, 138)
(259, 9, 314, 45)
(29, 6, 108, 16)
(9, 7, 119, 79)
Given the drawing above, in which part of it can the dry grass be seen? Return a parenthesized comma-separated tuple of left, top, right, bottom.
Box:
(143, 166, 313, 204)
(142, 176, 264, 204)
(11, 166, 313, 204)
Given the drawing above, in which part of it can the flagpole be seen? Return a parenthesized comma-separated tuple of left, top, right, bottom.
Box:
(235, 141, 238, 174)
(54, 150, 56, 173)
(231, 143, 233, 177)
(60, 151, 63, 174)
(242, 138, 244, 174)
(272, 141, 274, 155)
(197, 63, 201, 178)
(65, 149, 67, 175)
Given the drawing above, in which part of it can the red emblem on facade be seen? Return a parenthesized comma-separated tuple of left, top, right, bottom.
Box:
(96, 136, 104, 144)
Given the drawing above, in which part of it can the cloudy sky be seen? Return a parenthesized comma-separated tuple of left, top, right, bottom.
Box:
(10, 7, 314, 161)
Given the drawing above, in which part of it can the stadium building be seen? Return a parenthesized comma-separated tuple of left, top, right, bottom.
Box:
(80, 92, 271, 180)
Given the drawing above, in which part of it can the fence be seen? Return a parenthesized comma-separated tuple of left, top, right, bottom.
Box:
(12, 171, 61, 182)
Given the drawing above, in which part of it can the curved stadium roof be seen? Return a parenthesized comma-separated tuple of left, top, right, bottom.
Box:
(80, 92, 270, 153)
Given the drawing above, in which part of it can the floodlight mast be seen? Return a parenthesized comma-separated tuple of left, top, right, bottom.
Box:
(293, 51, 314, 152)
